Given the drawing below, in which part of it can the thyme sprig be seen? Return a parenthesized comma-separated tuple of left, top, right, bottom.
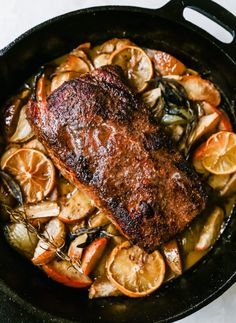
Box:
(2, 203, 83, 273)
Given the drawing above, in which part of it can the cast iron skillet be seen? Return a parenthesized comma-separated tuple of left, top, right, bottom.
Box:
(0, 0, 236, 322)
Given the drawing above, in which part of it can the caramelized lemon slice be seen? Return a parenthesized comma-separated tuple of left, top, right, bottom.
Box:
(109, 45, 153, 93)
(202, 131, 236, 175)
(2, 148, 55, 203)
(106, 241, 165, 297)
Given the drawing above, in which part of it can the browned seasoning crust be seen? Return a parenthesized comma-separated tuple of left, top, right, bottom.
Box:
(27, 65, 208, 252)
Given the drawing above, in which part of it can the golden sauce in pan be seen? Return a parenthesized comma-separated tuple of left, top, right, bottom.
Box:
(1, 38, 236, 298)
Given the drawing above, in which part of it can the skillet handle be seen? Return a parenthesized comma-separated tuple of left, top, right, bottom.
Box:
(158, 0, 236, 62)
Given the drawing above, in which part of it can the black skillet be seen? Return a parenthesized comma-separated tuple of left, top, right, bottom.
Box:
(0, 0, 236, 322)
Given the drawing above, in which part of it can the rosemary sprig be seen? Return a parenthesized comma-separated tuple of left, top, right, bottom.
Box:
(2, 204, 83, 273)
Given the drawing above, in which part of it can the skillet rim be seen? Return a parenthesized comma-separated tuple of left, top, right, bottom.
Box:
(0, 4, 236, 323)
(0, 5, 168, 56)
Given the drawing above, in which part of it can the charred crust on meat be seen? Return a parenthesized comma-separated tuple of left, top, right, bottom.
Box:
(107, 197, 120, 211)
(174, 160, 197, 178)
(144, 130, 175, 152)
(174, 160, 210, 199)
(26, 65, 210, 252)
(74, 155, 93, 184)
(139, 201, 155, 218)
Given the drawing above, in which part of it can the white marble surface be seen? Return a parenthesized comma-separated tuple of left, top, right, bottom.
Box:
(0, 0, 236, 322)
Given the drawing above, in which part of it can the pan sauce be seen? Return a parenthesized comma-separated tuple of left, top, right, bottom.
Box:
(0, 38, 236, 298)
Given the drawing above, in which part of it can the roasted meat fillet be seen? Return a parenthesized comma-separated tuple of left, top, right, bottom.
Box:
(27, 65, 208, 252)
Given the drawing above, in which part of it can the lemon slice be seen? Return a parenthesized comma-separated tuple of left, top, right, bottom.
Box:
(106, 241, 165, 297)
(202, 131, 236, 175)
(109, 45, 153, 93)
(1, 148, 55, 203)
